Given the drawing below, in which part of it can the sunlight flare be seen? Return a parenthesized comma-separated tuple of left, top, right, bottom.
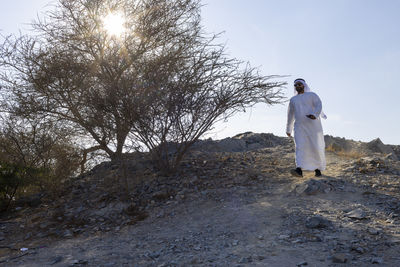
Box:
(102, 12, 126, 37)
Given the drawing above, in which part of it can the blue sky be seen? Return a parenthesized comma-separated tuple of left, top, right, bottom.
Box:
(201, 0, 400, 145)
(1, 0, 400, 144)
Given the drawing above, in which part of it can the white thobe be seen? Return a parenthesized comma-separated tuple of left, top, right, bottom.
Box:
(286, 92, 326, 171)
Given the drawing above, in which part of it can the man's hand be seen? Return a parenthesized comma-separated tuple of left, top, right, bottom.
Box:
(286, 132, 291, 137)
(306, 114, 316, 120)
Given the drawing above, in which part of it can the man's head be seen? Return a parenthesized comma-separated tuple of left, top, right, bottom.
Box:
(294, 78, 306, 94)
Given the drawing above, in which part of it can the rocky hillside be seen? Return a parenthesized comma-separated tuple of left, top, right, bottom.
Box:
(1, 132, 400, 266)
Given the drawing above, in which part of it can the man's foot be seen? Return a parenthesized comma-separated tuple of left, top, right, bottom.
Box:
(290, 167, 303, 177)
(315, 169, 322, 177)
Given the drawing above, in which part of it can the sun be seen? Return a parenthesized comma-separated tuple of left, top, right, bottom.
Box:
(102, 12, 126, 37)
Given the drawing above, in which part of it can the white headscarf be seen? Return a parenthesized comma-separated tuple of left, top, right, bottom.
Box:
(294, 79, 327, 119)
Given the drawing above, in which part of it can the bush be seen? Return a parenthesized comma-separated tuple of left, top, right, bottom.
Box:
(0, 161, 47, 211)
(0, 116, 81, 211)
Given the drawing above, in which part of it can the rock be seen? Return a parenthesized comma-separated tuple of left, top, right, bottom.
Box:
(331, 253, 348, 263)
(213, 138, 247, 152)
(24, 232, 33, 240)
(189, 257, 200, 264)
(352, 246, 366, 254)
(148, 252, 161, 259)
(367, 138, 394, 156)
(63, 230, 73, 238)
(278, 234, 290, 240)
(308, 235, 322, 242)
(152, 190, 172, 200)
(123, 204, 140, 216)
(391, 238, 400, 245)
(303, 183, 320, 195)
(293, 179, 331, 195)
(190, 132, 286, 152)
(343, 166, 355, 172)
(368, 228, 379, 235)
(93, 202, 129, 217)
(371, 257, 383, 264)
(238, 256, 252, 263)
(294, 183, 314, 195)
(345, 208, 367, 220)
(305, 216, 332, 229)
(385, 219, 394, 224)
(292, 238, 303, 244)
(50, 256, 63, 265)
(254, 255, 265, 261)
(297, 261, 308, 266)
(40, 222, 52, 230)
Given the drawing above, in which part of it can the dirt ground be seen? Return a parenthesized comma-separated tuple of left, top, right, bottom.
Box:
(1, 136, 400, 266)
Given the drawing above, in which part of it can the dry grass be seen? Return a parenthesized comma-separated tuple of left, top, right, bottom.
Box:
(325, 144, 366, 159)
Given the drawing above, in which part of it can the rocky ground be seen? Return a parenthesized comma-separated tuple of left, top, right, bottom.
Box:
(1, 133, 400, 266)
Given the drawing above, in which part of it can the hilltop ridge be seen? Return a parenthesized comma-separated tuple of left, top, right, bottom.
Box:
(1, 132, 400, 266)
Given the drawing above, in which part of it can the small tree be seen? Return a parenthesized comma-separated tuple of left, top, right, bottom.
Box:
(0, 114, 81, 210)
(1, 0, 285, 173)
(0, 161, 37, 211)
(132, 40, 285, 171)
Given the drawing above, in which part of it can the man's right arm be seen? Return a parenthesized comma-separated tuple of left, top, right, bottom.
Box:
(286, 99, 295, 136)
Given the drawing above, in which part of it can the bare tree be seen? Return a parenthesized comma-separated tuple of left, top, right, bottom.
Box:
(1, 0, 285, 173)
(132, 38, 285, 171)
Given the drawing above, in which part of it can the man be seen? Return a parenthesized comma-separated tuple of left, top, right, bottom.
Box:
(286, 78, 326, 177)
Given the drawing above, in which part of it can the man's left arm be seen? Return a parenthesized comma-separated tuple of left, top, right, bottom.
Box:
(309, 93, 322, 119)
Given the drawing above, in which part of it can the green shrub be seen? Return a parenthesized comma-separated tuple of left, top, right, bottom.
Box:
(0, 117, 81, 211)
(0, 162, 46, 211)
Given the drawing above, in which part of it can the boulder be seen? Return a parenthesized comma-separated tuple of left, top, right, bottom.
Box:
(305, 216, 332, 229)
(292, 179, 332, 195)
(367, 138, 394, 155)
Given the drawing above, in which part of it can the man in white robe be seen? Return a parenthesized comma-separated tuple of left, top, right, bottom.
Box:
(286, 78, 326, 177)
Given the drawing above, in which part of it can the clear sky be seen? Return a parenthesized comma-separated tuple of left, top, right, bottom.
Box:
(1, 0, 400, 144)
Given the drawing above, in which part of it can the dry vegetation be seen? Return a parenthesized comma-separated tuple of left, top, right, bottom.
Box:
(325, 144, 367, 159)
(0, 0, 285, 211)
